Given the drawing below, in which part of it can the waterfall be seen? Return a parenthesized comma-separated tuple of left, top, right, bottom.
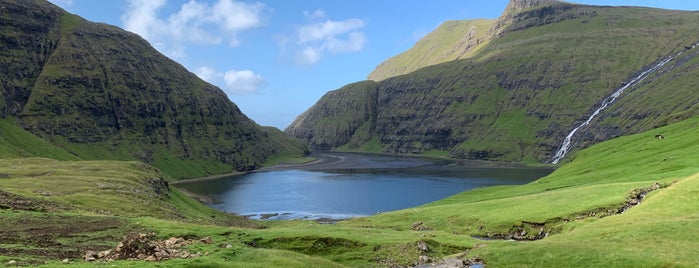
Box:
(549, 44, 698, 164)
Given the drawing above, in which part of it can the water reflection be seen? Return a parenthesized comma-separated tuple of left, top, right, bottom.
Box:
(178, 154, 552, 220)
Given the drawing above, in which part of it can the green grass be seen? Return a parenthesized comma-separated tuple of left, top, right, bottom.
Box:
(2, 115, 699, 267)
(2, 2, 697, 266)
(0, 118, 79, 160)
(368, 19, 494, 81)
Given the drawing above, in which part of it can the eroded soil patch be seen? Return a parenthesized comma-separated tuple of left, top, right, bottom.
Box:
(0, 211, 142, 265)
(0, 190, 69, 212)
(476, 182, 667, 241)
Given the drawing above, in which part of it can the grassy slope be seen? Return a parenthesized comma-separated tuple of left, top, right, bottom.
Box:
(1, 116, 698, 266)
(0, 118, 78, 160)
(256, 115, 699, 267)
(367, 19, 494, 81)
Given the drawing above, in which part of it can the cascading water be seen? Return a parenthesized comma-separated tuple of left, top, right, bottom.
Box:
(550, 43, 699, 164)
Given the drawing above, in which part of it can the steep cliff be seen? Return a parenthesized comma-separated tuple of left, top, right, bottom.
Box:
(287, 1, 699, 163)
(0, 0, 307, 178)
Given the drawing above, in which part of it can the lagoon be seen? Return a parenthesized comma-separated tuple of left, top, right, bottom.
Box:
(178, 153, 552, 220)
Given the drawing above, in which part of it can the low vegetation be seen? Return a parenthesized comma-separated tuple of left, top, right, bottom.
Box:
(2, 0, 699, 267)
(1, 115, 699, 267)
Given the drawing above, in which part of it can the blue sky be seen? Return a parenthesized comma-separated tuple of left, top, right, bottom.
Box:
(46, 0, 699, 129)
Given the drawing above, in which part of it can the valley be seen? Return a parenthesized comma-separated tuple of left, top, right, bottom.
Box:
(1, 0, 699, 267)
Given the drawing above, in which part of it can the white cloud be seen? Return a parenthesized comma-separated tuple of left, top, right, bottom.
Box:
(285, 12, 367, 66)
(195, 66, 218, 82)
(196, 66, 266, 95)
(304, 9, 326, 20)
(121, 0, 267, 59)
(295, 47, 321, 65)
(224, 70, 267, 94)
(297, 18, 364, 43)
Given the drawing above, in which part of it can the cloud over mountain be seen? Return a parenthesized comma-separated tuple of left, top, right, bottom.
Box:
(288, 9, 367, 66)
(121, 0, 267, 59)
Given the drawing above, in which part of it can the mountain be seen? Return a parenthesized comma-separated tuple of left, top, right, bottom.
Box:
(286, 0, 699, 164)
(0, 0, 307, 179)
(367, 19, 494, 81)
(367, 0, 560, 82)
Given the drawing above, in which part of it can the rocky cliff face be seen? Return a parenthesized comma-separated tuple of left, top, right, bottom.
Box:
(0, 0, 307, 177)
(489, 0, 577, 39)
(287, 2, 699, 163)
(503, 0, 559, 14)
(286, 81, 378, 150)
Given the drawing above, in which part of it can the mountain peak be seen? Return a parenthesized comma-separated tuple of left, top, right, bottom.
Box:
(504, 0, 558, 14)
(489, 0, 559, 39)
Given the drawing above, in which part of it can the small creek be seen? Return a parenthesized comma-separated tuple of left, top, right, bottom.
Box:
(178, 152, 553, 220)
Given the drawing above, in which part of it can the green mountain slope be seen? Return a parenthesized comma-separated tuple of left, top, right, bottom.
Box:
(367, 19, 494, 81)
(286, 0, 699, 164)
(0, 0, 307, 179)
(367, 0, 560, 82)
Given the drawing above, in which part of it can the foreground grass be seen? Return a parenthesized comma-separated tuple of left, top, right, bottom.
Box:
(2, 117, 699, 267)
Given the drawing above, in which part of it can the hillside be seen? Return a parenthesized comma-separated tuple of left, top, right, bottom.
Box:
(3, 114, 699, 267)
(286, 0, 699, 164)
(0, 0, 307, 179)
(367, 0, 558, 81)
(367, 19, 494, 81)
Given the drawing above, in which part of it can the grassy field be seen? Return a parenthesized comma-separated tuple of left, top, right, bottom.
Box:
(1, 116, 699, 267)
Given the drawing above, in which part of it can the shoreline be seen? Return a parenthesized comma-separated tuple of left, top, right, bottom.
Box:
(175, 187, 215, 204)
(172, 151, 550, 185)
(170, 171, 247, 185)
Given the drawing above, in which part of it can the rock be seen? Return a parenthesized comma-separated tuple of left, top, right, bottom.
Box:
(417, 241, 430, 253)
(7, 260, 16, 265)
(412, 221, 431, 231)
(164, 237, 183, 248)
(84, 251, 97, 262)
(62, 258, 70, 264)
(200, 236, 213, 244)
(154, 251, 168, 259)
(98, 250, 111, 258)
(418, 255, 432, 264)
(85, 233, 217, 262)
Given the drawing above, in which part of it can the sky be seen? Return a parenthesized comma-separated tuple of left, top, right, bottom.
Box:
(46, 0, 699, 130)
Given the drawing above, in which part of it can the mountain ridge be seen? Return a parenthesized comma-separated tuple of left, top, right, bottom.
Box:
(287, 2, 699, 163)
(0, 0, 307, 179)
(367, 0, 562, 81)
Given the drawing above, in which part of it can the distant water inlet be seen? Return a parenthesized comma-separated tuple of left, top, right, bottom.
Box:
(179, 154, 552, 220)
(550, 42, 699, 164)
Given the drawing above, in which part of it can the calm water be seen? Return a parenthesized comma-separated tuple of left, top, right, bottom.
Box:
(179, 153, 552, 220)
